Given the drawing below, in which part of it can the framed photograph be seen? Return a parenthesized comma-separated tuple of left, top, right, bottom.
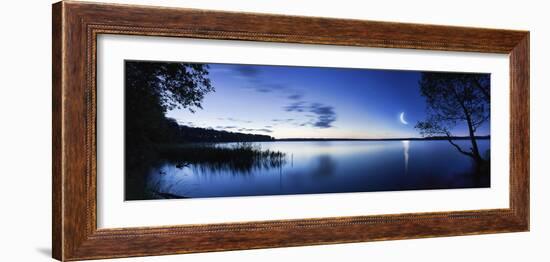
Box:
(52, 1, 529, 261)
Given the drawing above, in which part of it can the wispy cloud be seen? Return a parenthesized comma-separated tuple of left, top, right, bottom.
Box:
(237, 128, 273, 133)
(217, 117, 253, 123)
(222, 64, 338, 130)
(287, 93, 303, 100)
(271, 118, 295, 123)
(285, 101, 337, 128)
(215, 125, 237, 130)
(284, 101, 307, 112)
(235, 66, 261, 78)
(230, 66, 288, 93)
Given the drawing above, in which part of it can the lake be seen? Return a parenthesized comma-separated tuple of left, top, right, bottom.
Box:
(130, 139, 490, 200)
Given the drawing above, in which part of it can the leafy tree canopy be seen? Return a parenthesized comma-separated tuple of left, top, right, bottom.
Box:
(126, 61, 214, 113)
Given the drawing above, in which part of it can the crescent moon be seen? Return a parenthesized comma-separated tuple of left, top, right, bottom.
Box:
(399, 112, 408, 125)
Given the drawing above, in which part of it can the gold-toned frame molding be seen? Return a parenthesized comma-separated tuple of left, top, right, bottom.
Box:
(52, 1, 529, 261)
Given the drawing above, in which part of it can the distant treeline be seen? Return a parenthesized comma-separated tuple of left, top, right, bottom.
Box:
(163, 118, 275, 143)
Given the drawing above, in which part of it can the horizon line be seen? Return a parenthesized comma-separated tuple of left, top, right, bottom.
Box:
(272, 135, 491, 141)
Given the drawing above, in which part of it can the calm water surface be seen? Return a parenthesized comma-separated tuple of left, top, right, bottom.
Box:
(136, 140, 490, 199)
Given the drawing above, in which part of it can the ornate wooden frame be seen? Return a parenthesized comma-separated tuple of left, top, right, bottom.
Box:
(52, 1, 530, 261)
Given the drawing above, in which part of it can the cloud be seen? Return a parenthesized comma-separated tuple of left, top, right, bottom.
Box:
(215, 125, 237, 130)
(294, 122, 311, 127)
(235, 66, 261, 78)
(283, 101, 337, 128)
(227, 65, 338, 129)
(284, 101, 307, 112)
(230, 65, 291, 93)
(237, 128, 273, 133)
(219, 117, 253, 123)
(309, 103, 336, 128)
(288, 93, 303, 100)
(249, 83, 287, 93)
(271, 118, 295, 123)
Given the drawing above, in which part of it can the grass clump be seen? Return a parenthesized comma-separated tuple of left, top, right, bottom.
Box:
(158, 142, 286, 173)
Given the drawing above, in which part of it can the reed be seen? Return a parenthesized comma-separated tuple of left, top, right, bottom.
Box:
(157, 142, 286, 173)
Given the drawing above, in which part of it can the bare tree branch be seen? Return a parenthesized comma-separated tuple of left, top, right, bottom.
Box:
(445, 132, 474, 157)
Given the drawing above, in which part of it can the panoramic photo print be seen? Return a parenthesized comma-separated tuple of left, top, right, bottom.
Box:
(124, 61, 491, 200)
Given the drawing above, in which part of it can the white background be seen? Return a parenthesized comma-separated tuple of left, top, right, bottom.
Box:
(0, 0, 547, 261)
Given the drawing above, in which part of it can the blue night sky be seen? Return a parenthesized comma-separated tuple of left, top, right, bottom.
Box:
(166, 63, 490, 139)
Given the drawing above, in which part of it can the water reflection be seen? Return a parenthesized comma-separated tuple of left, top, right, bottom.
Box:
(131, 140, 490, 200)
(402, 140, 410, 174)
(313, 155, 336, 177)
(159, 142, 287, 175)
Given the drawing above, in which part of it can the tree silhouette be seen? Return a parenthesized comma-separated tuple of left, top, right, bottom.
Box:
(125, 61, 214, 165)
(415, 73, 490, 164)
